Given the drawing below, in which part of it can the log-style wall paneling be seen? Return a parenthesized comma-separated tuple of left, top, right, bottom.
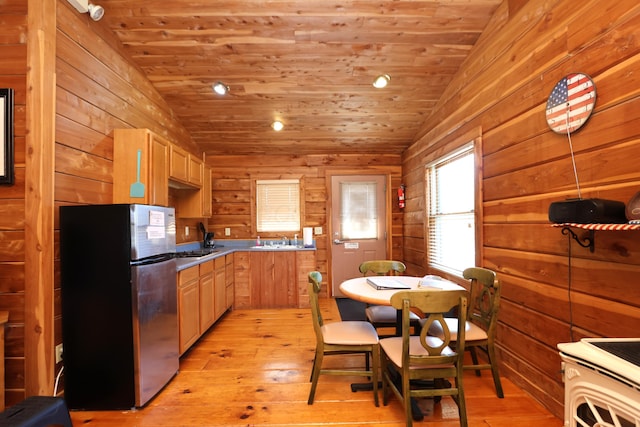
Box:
(207, 155, 404, 291)
(0, 0, 201, 406)
(2, 0, 640, 419)
(403, 0, 640, 418)
(0, 0, 28, 406)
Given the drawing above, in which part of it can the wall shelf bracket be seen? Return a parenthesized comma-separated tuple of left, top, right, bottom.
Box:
(553, 222, 640, 254)
(561, 226, 595, 252)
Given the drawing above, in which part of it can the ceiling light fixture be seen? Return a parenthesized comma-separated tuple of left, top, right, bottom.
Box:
(271, 121, 284, 131)
(66, 0, 105, 21)
(372, 74, 391, 89)
(212, 82, 229, 96)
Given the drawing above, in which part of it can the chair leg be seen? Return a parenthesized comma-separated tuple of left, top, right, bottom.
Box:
(455, 371, 468, 427)
(402, 370, 413, 427)
(487, 344, 504, 398)
(468, 347, 481, 376)
(371, 346, 380, 407)
(309, 353, 317, 382)
(308, 349, 324, 404)
(380, 354, 389, 406)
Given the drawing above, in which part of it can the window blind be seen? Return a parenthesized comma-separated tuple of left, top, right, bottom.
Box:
(256, 179, 300, 232)
(427, 147, 475, 275)
(340, 181, 378, 239)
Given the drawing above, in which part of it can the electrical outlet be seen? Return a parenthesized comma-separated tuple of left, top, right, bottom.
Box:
(55, 344, 63, 364)
(314, 227, 322, 235)
(225, 227, 231, 236)
(185, 226, 189, 236)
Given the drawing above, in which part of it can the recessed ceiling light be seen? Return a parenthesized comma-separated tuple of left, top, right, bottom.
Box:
(212, 82, 229, 95)
(373, 74, 390, 89)
(271, 121, 284, 131)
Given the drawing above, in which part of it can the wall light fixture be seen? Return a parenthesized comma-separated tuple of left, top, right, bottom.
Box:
(67, 0, 105, 21)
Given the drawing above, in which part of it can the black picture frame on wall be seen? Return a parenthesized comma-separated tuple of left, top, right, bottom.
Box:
(0, 88, 14, 185)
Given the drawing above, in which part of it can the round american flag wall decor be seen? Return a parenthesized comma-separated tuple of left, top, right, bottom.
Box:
(545, 73, 596, 134)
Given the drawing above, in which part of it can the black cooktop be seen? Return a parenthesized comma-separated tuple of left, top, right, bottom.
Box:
(591, 340, 640, 368)
(174, 248, 220, 258)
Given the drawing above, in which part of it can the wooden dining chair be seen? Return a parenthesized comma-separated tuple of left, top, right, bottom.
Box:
(307, 271, 380, 406)
(380, 289, 468, 427)
(426, 267, 504, 398)
(359, 260, 421, 336)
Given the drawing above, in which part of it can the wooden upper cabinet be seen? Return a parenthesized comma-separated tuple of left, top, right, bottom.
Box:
(169, 144, 189, 183)
(113, 128, 209, 218)
(175, 165, 212, 218)
(202, 165, 212, 217)
(170, 145, 203, 187)
(189, 156, 203, 187)
(113, 129, 169, 206)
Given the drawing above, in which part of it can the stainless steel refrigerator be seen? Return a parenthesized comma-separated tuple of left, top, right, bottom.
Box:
(60, 204, 179, 410)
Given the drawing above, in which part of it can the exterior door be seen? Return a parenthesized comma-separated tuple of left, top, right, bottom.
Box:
(330, 174, 388, 297)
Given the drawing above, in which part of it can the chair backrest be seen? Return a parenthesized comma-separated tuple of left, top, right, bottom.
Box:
(390, 290, 468, 366)
(308, 271, 325, 343)
(463, 267, 501, 336)
(359, 260, 406, 276)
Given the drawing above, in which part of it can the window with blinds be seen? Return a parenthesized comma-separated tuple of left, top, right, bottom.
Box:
(426, 145, 475, 276)
(256, 179, 301, 232)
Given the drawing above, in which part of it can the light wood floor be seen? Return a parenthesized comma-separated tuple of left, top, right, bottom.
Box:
(69, 298, 563, 426)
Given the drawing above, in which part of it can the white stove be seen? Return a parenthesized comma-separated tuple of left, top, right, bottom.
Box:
(558, 338, 640, 427)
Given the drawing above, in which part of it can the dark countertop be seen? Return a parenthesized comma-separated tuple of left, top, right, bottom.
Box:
(175, 240, 316, 271)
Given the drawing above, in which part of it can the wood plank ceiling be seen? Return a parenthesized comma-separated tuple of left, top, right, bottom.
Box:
(97, 0, 502, 155)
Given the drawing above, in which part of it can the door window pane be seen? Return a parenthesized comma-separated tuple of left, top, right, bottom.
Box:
(340, 181, 378, 239)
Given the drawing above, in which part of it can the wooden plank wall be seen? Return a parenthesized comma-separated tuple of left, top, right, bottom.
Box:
(206, 155, 404, 296)
(0, 0, 28, 407)
(53, 0, 202, 402)
(403, 0, 640, 418)
(0, 0, 200, 406)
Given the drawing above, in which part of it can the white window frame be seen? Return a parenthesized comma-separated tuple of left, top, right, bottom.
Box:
(255, 179, 301, 233)
(425, 143, 476, 277)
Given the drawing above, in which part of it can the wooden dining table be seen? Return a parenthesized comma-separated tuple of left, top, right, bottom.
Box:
(339, 275, 467, 421)
(340, 274, 465, 303)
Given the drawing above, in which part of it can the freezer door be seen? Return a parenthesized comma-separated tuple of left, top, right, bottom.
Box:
(130, 204, 177, 260)
(131, 258, 179, 406)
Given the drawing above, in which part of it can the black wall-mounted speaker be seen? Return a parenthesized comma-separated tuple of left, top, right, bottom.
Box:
(548, 198, 627, 224)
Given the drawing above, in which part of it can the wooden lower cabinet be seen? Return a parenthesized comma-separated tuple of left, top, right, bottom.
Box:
(295, 250, 316, 309)
(233, 250, 315, 309)
(178, 266, 200, 355)
(178, 256, 235, 355)
(225, 254, 234, 308)
(199, 260, 215, 334)
(214, 257, 226, 319)
(249, 251, 297, 308)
